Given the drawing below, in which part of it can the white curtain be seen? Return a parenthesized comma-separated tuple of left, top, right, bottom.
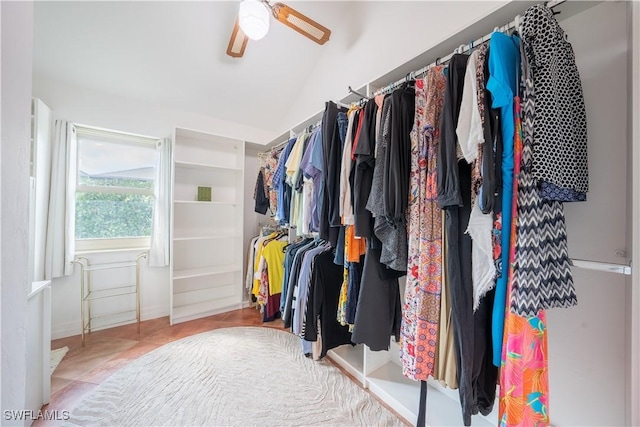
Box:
(149, 138, 171, 267)
(44, 120, 77, 279)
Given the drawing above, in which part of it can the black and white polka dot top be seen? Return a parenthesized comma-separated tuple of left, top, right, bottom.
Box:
(521, 4, 589, 201)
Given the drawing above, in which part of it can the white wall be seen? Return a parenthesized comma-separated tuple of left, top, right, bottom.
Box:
(545, 2, 629, 425)
(33, 75, 278, 146)
(1, 1, 33, 423)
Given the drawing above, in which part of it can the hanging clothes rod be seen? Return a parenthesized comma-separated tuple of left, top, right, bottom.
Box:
(348, 86, 369, 99)
(352, 0, 567, 102)
(263, 119, 324, 154)
(261, 137, 291, 155)
(570, 258, 632, 276)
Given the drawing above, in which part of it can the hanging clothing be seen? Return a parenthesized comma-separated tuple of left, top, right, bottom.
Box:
(273, 138, 297, 224)
(334, 225, 346, 266)
(328, 112, 349, 229)
(337, 225, 366, 329)
(262, 150, 279, 215)
(255, 234, 287, 303)
(252, 232, 277, 298)
(295, 242, 332, 356)
(456, 50, 484, 165)
(292, 243, 331, 337)
(457, 49, 496, 311)
(261, 238, 288, 296)
(521, 4, 588, 201)
(439, 53, 497, 426)
(353, 99, 379, 238)
(351, 235, 401, 351)
(308, 128, 325, 232)
(245, 236, 260, 293)
(433, 212, 458, 388)
(339, 108, 359, 226)
(345, 256, 364, 326)
(337, 266, 349, 327)
(464, 47, 485, 212)
(367, 94, 408, 272)
(303, 250, 353, 359)
(289, 132, 311, 230)
(487, 31, 521, 368)
(402, 66, 446, 381)
(253, 169, 270, 215)
(280, 237, 313, 313)
(299, 129, 321, 234)
(365, 96, 389, 227)
(499, 95, 550, 426)
(320, 102, 344, 247)
(282, 240, 318, 327)
(384, 82, 415, 227)
(511, 38, 577, 317)
(479, 46, 500, 216)
(345, 225, 366, 263)
(337, 224, 364, 328)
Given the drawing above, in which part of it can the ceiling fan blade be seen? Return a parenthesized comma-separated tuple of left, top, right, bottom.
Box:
(226, 18, 249, 58)
(270, 2, 331, 45)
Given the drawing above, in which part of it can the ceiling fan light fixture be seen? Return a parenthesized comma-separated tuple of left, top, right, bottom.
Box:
(238, 0, 270, 41)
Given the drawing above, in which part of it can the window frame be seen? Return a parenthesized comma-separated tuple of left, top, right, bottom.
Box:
(74, 125, 160, 251)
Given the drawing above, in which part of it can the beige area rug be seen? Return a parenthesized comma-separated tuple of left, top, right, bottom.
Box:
(65, 327, 403, 426)
(50, 346, 69, 375)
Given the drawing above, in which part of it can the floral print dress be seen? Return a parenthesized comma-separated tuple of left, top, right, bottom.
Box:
(401, 67, 447, 381)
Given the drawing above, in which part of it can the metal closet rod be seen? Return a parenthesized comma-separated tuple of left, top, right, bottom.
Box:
(570, 258, 632, 276)
(262, 119, 323, 154)
(349, 0, 567, 103)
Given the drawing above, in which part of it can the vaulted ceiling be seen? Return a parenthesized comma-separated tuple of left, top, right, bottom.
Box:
(33, 1, 509, 144)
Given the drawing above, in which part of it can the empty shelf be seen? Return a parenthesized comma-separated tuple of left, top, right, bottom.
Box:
(173, 200, 236, 205)
(367, 362, 420, 424)
(173, 235, 239, 241)
(367, 361, 497, 426)
(327, 345, 365, 383)
(174, 161, 242, 172)
(171, 296, 241, 324)
(173, 265, 241, 280)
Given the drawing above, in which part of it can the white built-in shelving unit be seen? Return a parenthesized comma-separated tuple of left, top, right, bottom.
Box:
(170, 127, 245, 324)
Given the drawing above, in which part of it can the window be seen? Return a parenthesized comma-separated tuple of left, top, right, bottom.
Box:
(75, 126, 159, 251)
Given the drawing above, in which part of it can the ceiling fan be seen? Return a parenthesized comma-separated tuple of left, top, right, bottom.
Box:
(226, 0, 331, 58)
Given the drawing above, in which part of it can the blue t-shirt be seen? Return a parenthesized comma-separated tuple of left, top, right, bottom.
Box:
(487, 31, 520, 367)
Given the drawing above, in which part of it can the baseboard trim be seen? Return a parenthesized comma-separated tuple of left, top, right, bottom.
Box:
(51, 304, 169, 340)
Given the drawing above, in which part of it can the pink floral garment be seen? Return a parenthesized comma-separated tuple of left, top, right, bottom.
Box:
(499, 97, 549, 426)
(401, 67, 447, 381)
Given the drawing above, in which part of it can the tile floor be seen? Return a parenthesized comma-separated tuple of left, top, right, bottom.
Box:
(40, 308, 408, 426)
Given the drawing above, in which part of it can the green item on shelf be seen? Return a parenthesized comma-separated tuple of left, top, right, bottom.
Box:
(197, 186, 212, 202)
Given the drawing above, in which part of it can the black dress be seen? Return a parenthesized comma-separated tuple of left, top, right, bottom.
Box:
(303, 250, 352, 358)
(438, 53, 497, 426)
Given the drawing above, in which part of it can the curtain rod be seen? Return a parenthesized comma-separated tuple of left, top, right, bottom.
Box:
(352, 0, 566, 104)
